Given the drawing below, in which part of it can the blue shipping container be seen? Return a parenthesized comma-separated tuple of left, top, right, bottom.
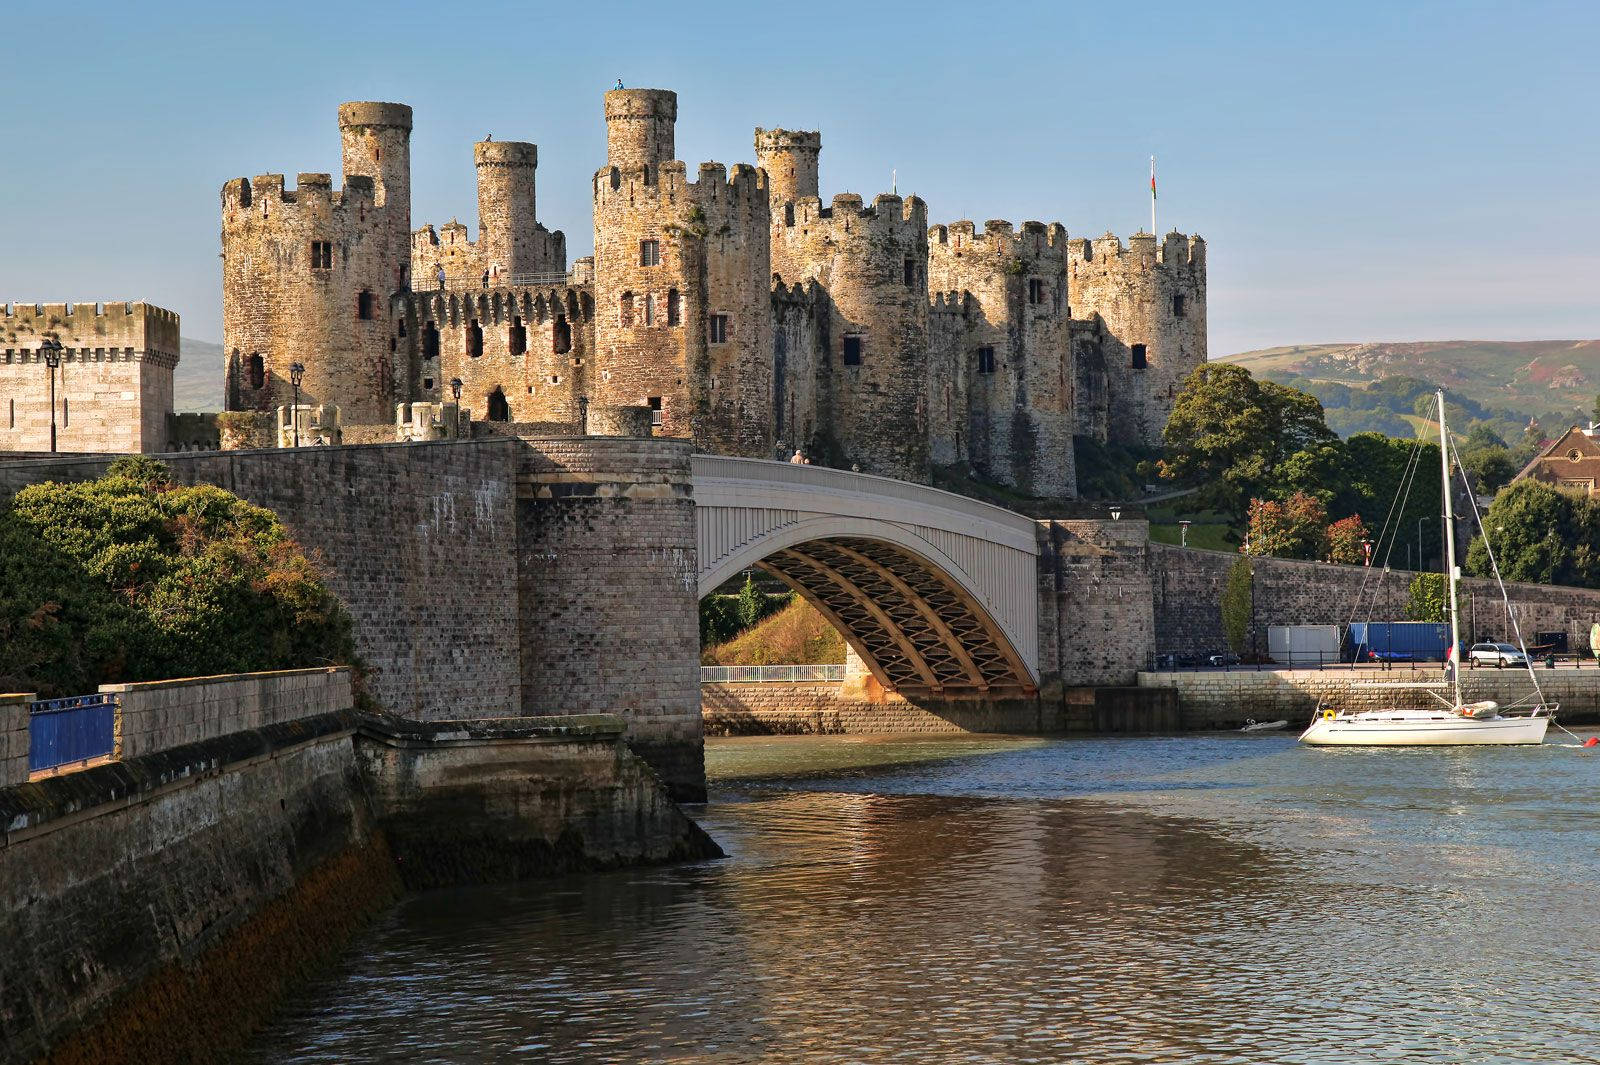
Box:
(1346, 622, 1451, 663)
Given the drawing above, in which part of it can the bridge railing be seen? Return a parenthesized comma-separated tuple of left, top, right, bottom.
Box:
(29, 694, 117, 773)
(701, 664, 846, 683)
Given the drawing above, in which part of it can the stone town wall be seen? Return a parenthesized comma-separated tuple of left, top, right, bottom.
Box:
(0, 441, 523, 720)
(1137, 668, 1600, 729)
(514, 436, 706, 800)
(104, 667, 352, 759)
(928, 221, 1075, 497)
(1150, 543, 1600, 659)
(771, 279, 828, 457)
(399, 284, 595, 427)
(0, 301, 179, 453)
(0, 693, 28, 789)
(1067, 232, 1206, 447)
(701, 682, 1050, 734)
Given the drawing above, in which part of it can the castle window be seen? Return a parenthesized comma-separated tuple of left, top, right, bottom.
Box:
(487, 387, 510, 422)
(311, 241, 333, 270)
(784, 203, 795, 227)
(509, 317, 527, 357)
(640, 240, 660, 267)
(1173, 294, 1186, 318)
(554, 315, 572, 354)
(843, 335, 863, 366)
(976, 346, 996, 374)
(1131, 343, 1148, 369)
(709, 314, 730, 344)
(248, 353, 265, 390)
(389, 337, 396, 353)
(398, 319, 407, 337)
(467, 319, 483, 359)
(1028, 278, 1045, 305)
(620, 291, 635, 327)
(61, 398, 68, 427)
(667, 288, 681, 327)
(357, 290, 375, 320)
(424, 377, 434, 391)
(648, 396, 663, 426)
(423, 322, 440, 360)
(644, 294, 655, 326)
(904, 258, 915, 288)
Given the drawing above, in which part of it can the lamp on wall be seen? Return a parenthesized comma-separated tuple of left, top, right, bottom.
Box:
(289, 362, 305, 447)
(450, 378, 463, 403)
(1109, 506, 1122, 521)
(1179, 519, 1191, 547)
(39, 337, 64, 453)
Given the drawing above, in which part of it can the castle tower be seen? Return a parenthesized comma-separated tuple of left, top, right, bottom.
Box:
(1067, 230, 1207, 447)
(928, 220, 1075, 498)
(593, 91, 773, 457)
(754, 128, 820, 207)
(338, 102, 413, 290)
(475, 140, 539, 278)
(222, 102, 413, 429)
(603, 89, 677, 171)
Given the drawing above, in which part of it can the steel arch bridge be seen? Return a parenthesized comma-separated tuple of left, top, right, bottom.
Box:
(693, 456, 1040, 697)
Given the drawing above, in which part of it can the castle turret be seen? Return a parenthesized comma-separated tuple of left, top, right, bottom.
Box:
(338, 101, 413, 290)
(475, 140, 539, 278)
(754, 128, 820, 206)
(1067, 229, 1206, 447)
(223, 102, 413, 428)
(604, 89, 677, 171)
(928, 219, 1075, 498)
(593, 92, 773, 457)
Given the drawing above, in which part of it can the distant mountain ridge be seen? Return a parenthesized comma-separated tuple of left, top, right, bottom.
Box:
(1220, 340, 1600, 425)
(175, 337, 223, 412)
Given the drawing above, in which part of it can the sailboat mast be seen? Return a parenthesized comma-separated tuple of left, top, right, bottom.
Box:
(1438, 390, 1464, 707)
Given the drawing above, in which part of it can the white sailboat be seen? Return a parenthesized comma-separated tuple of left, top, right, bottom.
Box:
(1300, 391, 1556, 747)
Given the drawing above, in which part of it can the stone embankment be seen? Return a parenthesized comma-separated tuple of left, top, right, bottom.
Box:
(1138, 667, 1600, 729)
(0, 668, 719, 1065)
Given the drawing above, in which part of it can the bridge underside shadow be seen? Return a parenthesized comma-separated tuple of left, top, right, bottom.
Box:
(754, 536, 1036, 699)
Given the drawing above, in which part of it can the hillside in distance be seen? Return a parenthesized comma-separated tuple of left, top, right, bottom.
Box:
(175, 338, 224, 411)
(1220, 340, 1600, 426)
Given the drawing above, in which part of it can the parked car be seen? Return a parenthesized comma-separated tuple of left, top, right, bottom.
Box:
(1468, 642, 1530, 668)
(1207, 652, 1241, 667)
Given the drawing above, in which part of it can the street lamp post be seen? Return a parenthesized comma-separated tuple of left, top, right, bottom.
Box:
(289, 362, 305, 447)
(1109, 506, 1122, 521)
(1361, 538, 1374, 567)
(40, 338, 63, 453)
(450, 378, 464, 438)
(1179, 519, 1191, 547)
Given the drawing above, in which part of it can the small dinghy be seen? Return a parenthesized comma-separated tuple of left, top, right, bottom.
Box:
(1241, 719, 1289, 732)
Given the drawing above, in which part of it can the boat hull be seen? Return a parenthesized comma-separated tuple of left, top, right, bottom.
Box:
(1299, 715, 1549, 746)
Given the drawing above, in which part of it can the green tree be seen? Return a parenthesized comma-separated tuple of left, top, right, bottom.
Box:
(1220, 556, 1253, 655)
(1408, 572, 1447, 622)
(1332, 433, 1443, 570)
(1459, 444, 1518, 492)
(0, 460, 356, 697)
(1245, 492, 1328, 560)
(1159, 365, 1337, 518)
(737, 572, 764, 628)
(1465, 480, 1600, 588)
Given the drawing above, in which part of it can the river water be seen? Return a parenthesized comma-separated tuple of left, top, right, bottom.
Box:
(246, 732, 1600, 1064)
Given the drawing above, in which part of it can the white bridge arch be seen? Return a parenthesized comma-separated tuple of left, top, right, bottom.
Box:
(693, 456, 1040, 696)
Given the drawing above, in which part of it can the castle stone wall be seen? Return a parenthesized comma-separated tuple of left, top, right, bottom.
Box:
(1037, 519, 1156, 687)
(0, 302, 179, 454)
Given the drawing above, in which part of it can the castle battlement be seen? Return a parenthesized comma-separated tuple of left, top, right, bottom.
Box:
(593, 160, 770, 220)
(405, 282, 594, 329)
(222, 173, 378, 214)
(930, 219, 1069, 258)
(1069, 230, 1205, 270)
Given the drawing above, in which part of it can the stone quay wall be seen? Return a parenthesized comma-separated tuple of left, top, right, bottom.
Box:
(701, 682, 1052, 735)
(0, 694, 29, 788)
(1150, 543, 1600, 661)
(1038, 519, 1156, 689)
(1137, 667, 1600, 729)
(105, 667, 352, 759)
(0, 440, 524, 721)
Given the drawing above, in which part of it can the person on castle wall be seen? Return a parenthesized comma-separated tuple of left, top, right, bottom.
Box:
(481, 268, 489, 290)
(615, 79, 624, 90)
(436, 265, 446, 291)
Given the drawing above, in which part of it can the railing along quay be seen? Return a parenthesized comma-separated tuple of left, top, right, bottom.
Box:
(29, 694, 116, 772)
(701, 664, 846, 683)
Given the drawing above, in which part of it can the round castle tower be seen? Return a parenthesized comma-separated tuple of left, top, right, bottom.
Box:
(475, 140, 539, 278)
(1067, 230, 1207, 448)
(592, 90, 774, 458)
(754, 128, 820, 206)
(222, 101, 413, 428)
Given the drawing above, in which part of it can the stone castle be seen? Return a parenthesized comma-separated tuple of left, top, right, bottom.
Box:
(221, 91, 1206, 496)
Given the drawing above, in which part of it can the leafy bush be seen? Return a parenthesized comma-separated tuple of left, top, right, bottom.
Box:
(1220, 556, 1253, 655)
(1408, 573, 1447, 622)
(699, 575, 791, 648)
(0, 460, 356, 697)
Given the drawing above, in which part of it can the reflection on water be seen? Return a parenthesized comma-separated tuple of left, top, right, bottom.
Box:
(246, 733, 1600, 1064)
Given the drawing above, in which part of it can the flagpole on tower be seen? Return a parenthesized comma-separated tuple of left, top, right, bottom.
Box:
(1150, 155, 1157, 236)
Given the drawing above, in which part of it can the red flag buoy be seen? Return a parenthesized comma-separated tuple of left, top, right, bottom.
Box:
(1583, 737, 1599, 748)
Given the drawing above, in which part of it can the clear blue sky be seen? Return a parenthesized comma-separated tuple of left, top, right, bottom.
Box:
(2, 0, 1595, 354)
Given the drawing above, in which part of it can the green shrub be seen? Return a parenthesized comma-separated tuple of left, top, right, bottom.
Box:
(1221, 556, 1253, 655)
(0, 461, 356, 697)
